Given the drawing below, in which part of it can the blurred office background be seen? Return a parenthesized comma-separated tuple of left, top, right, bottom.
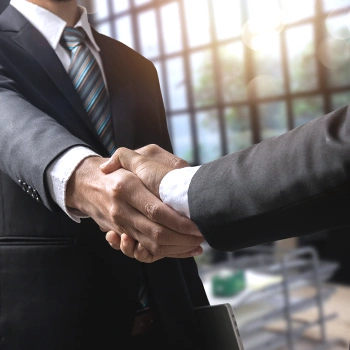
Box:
(86, 0, 350, 282)
(87, 1, 350, 348)
(1, 0, 349, 348)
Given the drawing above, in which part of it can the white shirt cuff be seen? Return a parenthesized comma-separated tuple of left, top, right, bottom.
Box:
(159, 166, 201, 218)
(46, 146, 101, 222)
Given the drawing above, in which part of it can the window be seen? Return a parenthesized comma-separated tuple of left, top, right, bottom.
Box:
(90, 0, 350, 165)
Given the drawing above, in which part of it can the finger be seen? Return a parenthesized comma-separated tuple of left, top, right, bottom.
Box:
(120, 233, 138, 258)
(105, 198, 203, 255)
(132, 243, 204, 263)
(123, 173, 202, 236)
(129, 212, 203, 255)
(106, 231, 122, 250)
(108, 230, 202, 262)
(109, 148, 169, 196)
(135, 144, 189, 169)
(100, 147, 145, 175)
(99, 149, 123, 174)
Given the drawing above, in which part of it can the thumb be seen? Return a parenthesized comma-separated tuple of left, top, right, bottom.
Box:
(99, 156, 121, 174)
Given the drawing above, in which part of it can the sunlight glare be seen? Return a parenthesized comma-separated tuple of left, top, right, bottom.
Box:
(280, 0, 315, 23)
(326, 10, 350, 40)
(184, 0, 211, 48)
(317, 37, 350, 69)
(241, 3, 284, 52)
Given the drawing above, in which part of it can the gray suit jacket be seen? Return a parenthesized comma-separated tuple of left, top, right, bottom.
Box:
(0, 5, 208, 350)
(189, 105, 350, 251)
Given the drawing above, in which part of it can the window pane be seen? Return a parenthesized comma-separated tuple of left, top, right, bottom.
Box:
(116, 16, 134, 49)
(324, 0, 350, 12)
(160, 2, 182, 54)
(254, 34, 284, 98)
(225, 106, 252, 153)
(196, 110, 221, 163)
(332, 91, 350, 110)
(326, 13, 350, 40)
(92, 0, 109, 21)
(280, 0, 315, 23)
(242, 1, 284, 51)
(166, 57, 188, 111)
(134, 0, 151, 6)
(260, 101, 288, 140)
(184, 0, 211, 48)
(138, 10, 159, 58)
(96, 22, 113, 37)
(219, 42, 247, 103)
(169, 114, 194, 163)
(286, 25, 318, 93)
(322, 14, 350, 89)
(113, 0, 130, 13)
(322, 37, 350, 88)
(191, 50, 216, 108)
(212, 0, 241, 40)
(293, 95, 323, 127)
(248, 0, 280, 18)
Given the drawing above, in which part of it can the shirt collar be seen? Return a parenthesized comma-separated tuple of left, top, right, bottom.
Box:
(10, 0, 100, 52)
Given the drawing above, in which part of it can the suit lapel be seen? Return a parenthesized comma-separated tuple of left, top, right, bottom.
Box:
(1, 6, 138, 153)
(93, 29, 136, 150)
(1, 6, 105, 151)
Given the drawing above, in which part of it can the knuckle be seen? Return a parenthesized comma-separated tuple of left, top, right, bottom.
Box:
(148, 144, 160, 154)
(171, 156, 188, 169)
(109, 203, 123, 222)
(111, 177, 128, 195)
(116, 146, 128, 155)
(145, 203, 160, 221)
(141, 144, 159, 156)
(149, 243, 163, 256)
(151, 226, 164, 243)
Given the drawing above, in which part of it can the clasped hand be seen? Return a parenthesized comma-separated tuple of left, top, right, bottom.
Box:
(99, 144, 204, 263)
(66, 144, 204, 263)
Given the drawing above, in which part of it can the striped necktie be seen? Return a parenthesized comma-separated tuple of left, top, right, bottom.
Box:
(61, 27, 116, 155)
(61, 27, 148, 308)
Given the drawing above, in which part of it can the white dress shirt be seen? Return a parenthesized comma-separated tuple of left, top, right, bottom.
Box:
(10, 0, 199, 221)
(159, 165, 201, 218)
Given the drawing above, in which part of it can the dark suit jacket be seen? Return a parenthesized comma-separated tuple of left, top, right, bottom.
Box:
(189, 105, 350, 251)
(0, 6, 208, 350)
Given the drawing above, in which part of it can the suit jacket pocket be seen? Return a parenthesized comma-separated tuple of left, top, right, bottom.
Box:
(0, 236, 74, 246)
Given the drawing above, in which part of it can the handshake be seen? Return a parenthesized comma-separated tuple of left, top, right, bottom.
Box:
(66, 144, 204, 264)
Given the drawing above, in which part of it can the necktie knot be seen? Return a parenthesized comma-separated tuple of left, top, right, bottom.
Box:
(61, 27, 87, 51)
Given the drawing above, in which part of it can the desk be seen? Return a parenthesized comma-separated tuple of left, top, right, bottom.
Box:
(265, 283, 350, 349)
(202, 269, 350, 350)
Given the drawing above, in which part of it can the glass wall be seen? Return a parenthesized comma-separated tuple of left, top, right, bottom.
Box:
(90, 0, 350, 165)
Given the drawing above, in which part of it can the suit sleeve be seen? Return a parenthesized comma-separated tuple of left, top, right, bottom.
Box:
(188, 105, 350, 251)
(0, 64, 91, 211)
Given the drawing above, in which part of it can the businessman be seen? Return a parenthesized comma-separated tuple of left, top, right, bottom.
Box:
(0, 1, 209, 349)
(103, 104, 350, 262)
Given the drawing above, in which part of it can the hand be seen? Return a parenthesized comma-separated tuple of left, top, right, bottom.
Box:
(66, 156, 203, 258)
(106, 231, 203, 263)
(100, 145, 204, 263)
(100, 144, 186, 198)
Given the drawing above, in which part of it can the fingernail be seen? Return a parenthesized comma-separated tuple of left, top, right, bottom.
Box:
(191, 228, 202, 237)
(192, 249, 203, 256)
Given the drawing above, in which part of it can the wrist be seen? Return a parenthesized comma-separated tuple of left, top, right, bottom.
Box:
(66, 156, 108, 213)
